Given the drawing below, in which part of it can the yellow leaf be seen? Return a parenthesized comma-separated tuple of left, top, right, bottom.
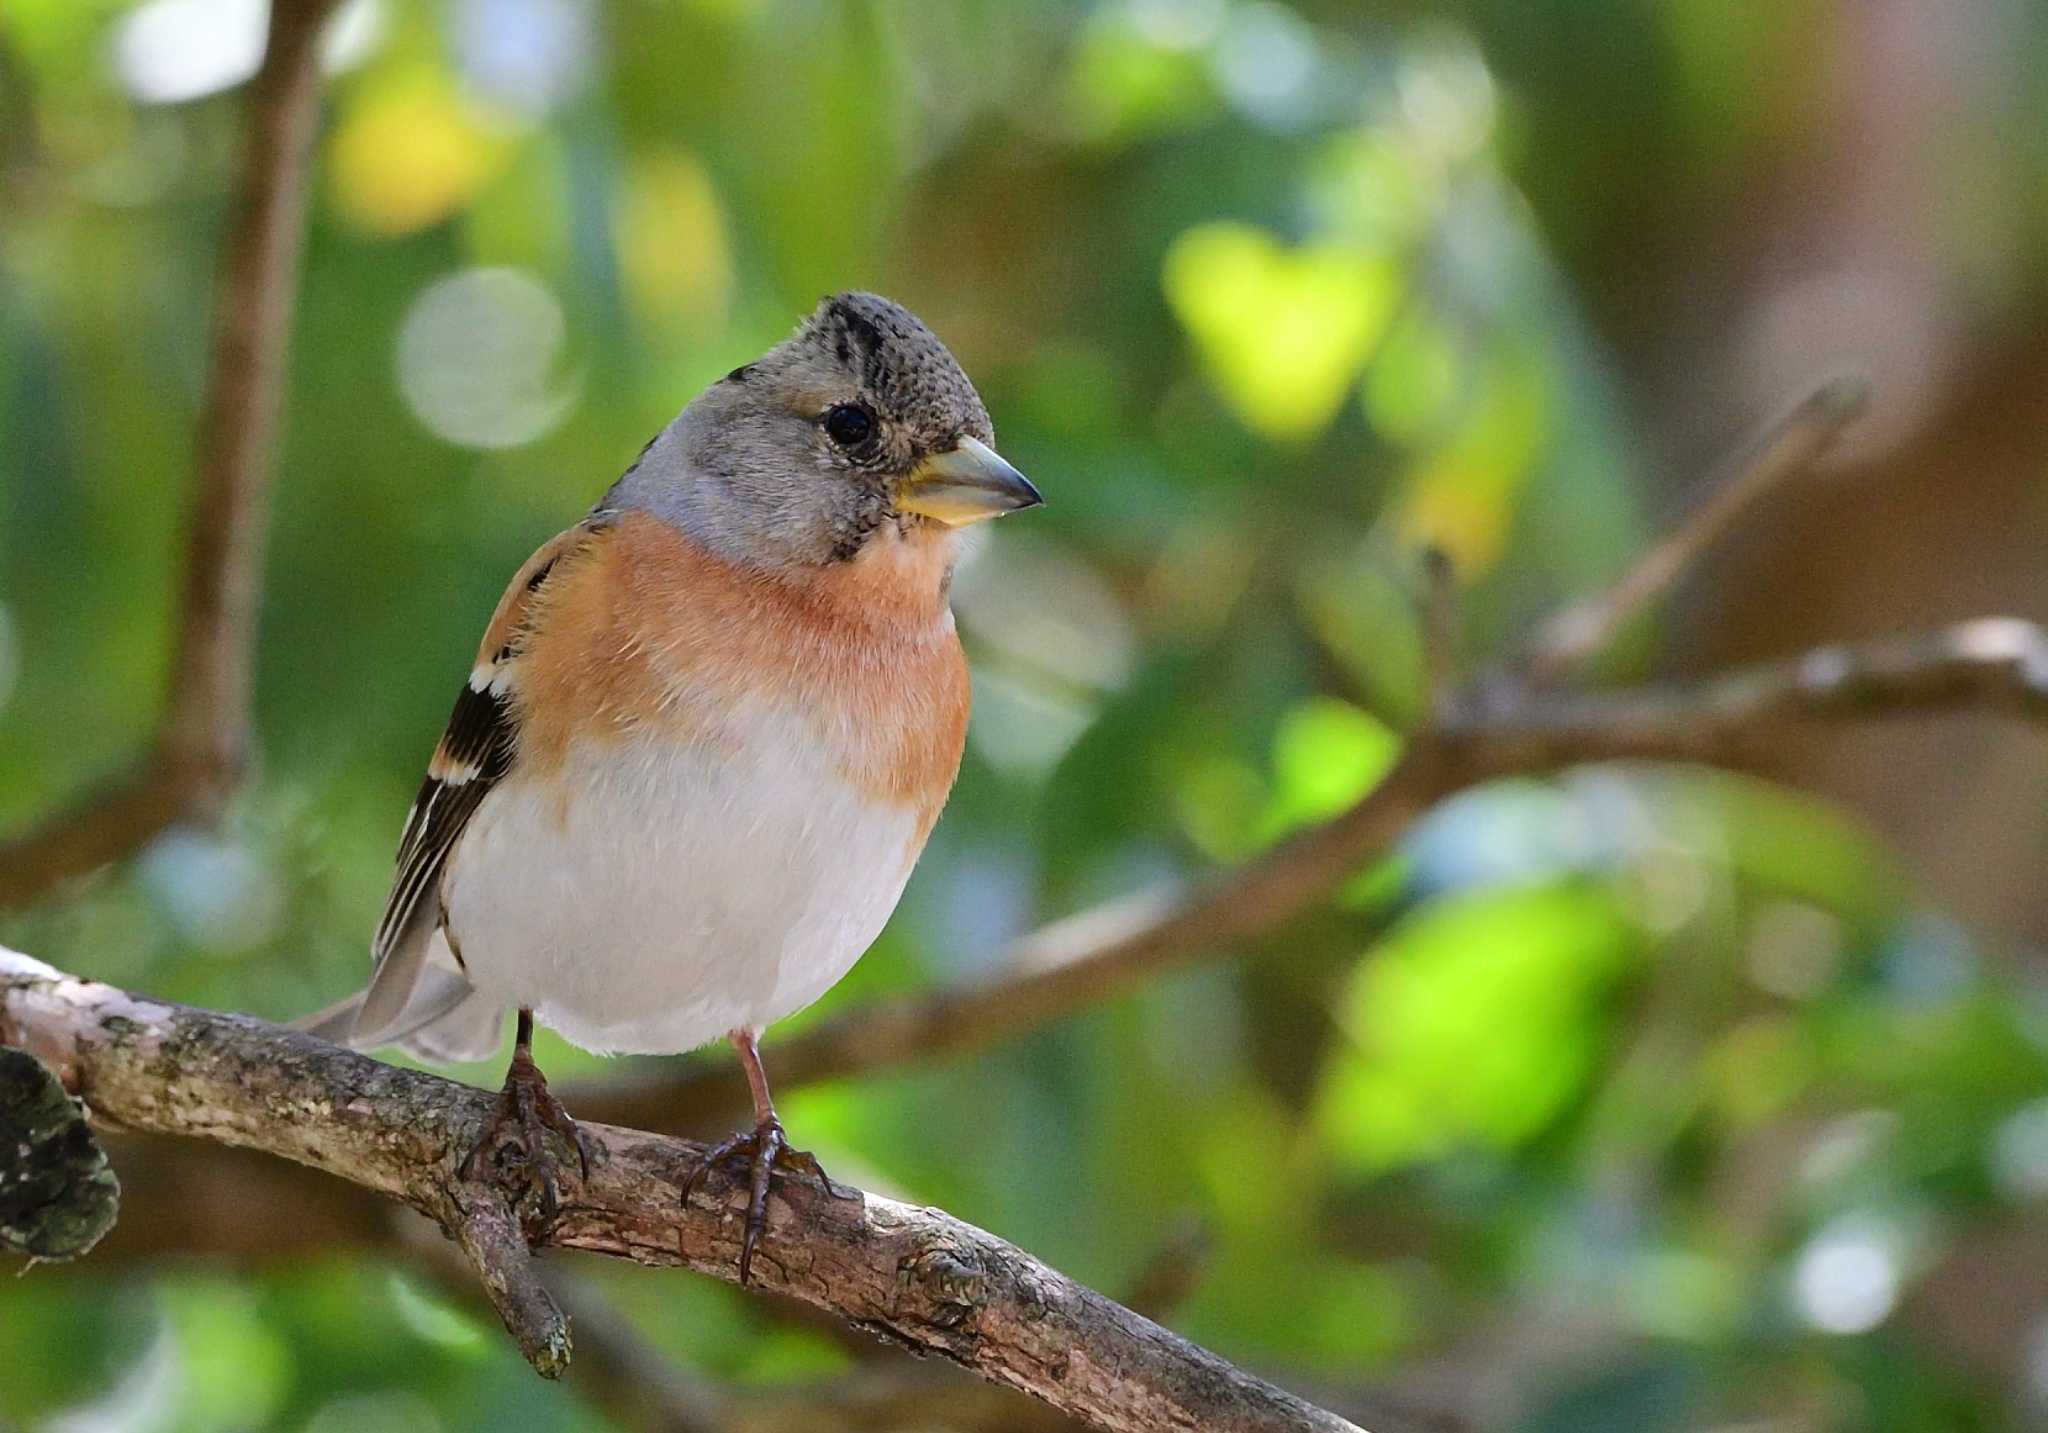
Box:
(619, 151, 734, 335)
(1162, 222, 1398, 443)
(329, 67, 515, 238)
(1390, 345, 1552, 575)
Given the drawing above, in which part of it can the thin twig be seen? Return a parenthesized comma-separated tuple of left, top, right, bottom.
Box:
(1467, 616, 2048, 762)
(1418, 546, 1460, 716)
(0, 0, 340, 908)
(1518, 374, 1870, 687)
(0, 949, 1363, 1433)
(449, 1181, 574, 1378)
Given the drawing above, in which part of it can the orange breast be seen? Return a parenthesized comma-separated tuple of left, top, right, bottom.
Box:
(513, 512, 970, 845)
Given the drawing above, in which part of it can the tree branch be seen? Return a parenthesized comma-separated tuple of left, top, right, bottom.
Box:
(1460, 616, 2048, 762)
(530, 1221, 1413, 1433)
(0, 0, 340, 909)
(1517, 373, 1870, 687)
(1416, 546, 1461, 713)
(0, 948, 1363, 1433)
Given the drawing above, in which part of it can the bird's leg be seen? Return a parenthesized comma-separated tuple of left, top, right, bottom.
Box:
(679, 1029, 859, 1285)
(461, 1008, 593, 1225)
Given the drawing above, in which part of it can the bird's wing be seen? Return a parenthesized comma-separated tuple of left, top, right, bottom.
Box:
(352, 521, 604, 1046)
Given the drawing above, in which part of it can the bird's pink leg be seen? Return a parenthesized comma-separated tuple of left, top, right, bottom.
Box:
(734, 1027, 777, 1127)
(680, 1028, 858, 1285)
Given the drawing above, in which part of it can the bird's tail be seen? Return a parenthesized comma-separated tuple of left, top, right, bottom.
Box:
(290, 965, 506, 1065)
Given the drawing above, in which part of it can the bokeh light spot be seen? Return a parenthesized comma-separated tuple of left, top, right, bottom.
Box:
(1745, 900, 1846, 999)
(397, 267, 580, 450)
(620, 151, 735, 335)
(329, 65, 515, 237)
(135, 827, 284, 955)
(111, 0, 383, 103)
(450, 0, 596, 117)
(1125, 0, 1227, 51)
(1991, 1098, 2048, 1202)
(111, 0, 266, 104)
(1210, 1, 1321, 131)
(1792, 1215, 1902, 1334)
(1395, 27, 1496, 163)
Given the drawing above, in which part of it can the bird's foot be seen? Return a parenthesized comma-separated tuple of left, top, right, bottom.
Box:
(461, 1049, 593, 1227)
(679, 1117, 858, 1284)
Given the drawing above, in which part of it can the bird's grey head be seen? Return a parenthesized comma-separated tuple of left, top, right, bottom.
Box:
(604, 292, 1040, 569)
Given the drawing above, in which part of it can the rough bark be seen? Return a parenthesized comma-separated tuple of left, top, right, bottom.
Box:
(0, 949, 1362, 1433)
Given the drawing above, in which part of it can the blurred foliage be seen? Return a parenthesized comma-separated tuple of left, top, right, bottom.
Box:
(3, 1, 2048, 1431)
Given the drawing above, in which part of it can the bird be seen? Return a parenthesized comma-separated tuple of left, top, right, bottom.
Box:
(299, 292, 1041, 1281)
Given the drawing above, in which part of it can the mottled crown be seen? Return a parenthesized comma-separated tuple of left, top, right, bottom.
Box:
(794, 292, 994, 450)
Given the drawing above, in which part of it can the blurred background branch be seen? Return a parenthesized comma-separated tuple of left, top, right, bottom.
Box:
(0, 0, 339, 909)
(1516, 374, 1870, 688)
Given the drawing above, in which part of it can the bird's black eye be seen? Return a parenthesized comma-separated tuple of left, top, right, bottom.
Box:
(823, 403, 875, 449)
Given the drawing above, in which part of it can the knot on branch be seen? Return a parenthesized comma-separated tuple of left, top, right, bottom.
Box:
(900, 1242, 992, 1328)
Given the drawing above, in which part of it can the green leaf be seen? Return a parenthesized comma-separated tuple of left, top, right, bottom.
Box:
(1064, 11, 1218, 145)
(1294, 545, 1430, 725)
(159, 1276, 295, 1433)
(1163, 222, 1400, 443)
(1317, 883, 1638, 1172)
(1258, 696, 1403, 842)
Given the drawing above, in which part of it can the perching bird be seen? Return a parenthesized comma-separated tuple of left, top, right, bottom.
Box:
(300, 293, 1040, 1280)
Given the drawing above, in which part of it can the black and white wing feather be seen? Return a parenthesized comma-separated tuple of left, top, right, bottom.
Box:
(348, 524, 597, 1046)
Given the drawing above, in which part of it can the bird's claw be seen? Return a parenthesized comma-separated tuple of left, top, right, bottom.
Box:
(679, 1117, 852, 1284)
(462, 1051, 589, 1227)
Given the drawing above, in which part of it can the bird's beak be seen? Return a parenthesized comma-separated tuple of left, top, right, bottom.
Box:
(896, 436, 1043, 526)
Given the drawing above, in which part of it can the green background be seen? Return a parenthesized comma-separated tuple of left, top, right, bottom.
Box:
(5, 1, 2048, 1429)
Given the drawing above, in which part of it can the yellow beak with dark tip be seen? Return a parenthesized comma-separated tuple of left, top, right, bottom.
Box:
(896, 436, 1043, 526)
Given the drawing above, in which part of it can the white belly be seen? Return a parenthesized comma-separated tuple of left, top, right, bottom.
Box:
(441, 714, 920, 1056)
